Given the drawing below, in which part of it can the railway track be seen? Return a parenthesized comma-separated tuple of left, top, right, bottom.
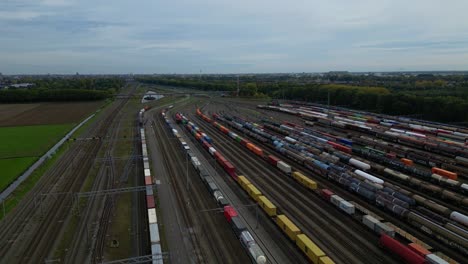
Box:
(0, 88, 133, 263)
(152, 109, 250, 263)
(210, 103, 468, 261)
(191, 112, 398, 264)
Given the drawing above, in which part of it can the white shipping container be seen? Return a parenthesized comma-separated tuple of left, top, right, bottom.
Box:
(172, 129, 178, 135)
(191, 157, 201, 168)
(277, 161, 291, 174)
(148, 208, 157, 224)
(285, 136, 297, 144)
(339, 200, 355, 215)
(461, 183, 468, 192)
(330, 195, 344, 207)
(362, 215, 379, 230)
(349, 158, 371, 170)
(144, 169, 151, 177)
(149, 223, 160, 243)
(144, 161, 150, 170)
(425, 254, 449, 264)
(374, 222, 395, 237)
(209, 147, 217, 156)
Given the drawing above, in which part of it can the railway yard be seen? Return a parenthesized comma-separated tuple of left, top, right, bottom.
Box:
(1, 83, 467, 264)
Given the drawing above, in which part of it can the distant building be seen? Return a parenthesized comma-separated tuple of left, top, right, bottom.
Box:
(9, 83, 34, 89)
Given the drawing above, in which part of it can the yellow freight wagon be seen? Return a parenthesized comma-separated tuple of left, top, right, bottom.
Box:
(276, 215, 301, 241)
(245, 184, 262, 201)
(319, 256, 335, 264)
(293, 171, 317, 190)
(296, 234, 326, 264)
(237, 175, 251, 190)
(258, 195, 277, 216)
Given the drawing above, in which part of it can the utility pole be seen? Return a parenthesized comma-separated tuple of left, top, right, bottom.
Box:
(237, 75, 240, 97)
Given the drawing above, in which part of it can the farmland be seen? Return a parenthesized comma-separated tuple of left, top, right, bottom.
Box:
(0, 101, 104, 192)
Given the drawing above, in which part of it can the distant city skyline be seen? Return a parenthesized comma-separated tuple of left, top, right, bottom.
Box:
(1, 0, 468, 74)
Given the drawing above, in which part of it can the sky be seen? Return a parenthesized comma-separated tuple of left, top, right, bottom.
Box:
(1, 0, 468, 74)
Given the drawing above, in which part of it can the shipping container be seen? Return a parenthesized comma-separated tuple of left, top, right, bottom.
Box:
(146, 195, 155, 209)
(319, 256, 335, 264)
(338, 200, 355, 215)
(246, 184, 262, 202)
(296, 234, 326, 264)
(145, 176, 152, 185)
(148, 208, 157, 224)
(401, 158, 414, 166)
(268, 155, 280, 166)
(321, 189, 334, 201)
(277, 161, 292, 174)
(375, 222, 395, 237)
(258, 196, 277, 216)
(224, 206, 238, 222)
(362, 215, 379, 230)
(144, 168, 151, 177)
(149, 223, 160, 243)
(425, 254, 449, 264)
(293, 171, 317, 190)
(237, 175, 251, 190)
(276, 215, 301, 241)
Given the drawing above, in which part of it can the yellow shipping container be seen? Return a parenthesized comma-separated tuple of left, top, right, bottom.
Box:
(302, 177, 317, 190)
(296, 234, 326, 264)
(276, 215, 301, 241)
(258, 196, 277, 216)
(319, 256, 335, 264)
(292, 171, 304, 181)
(245, 184, 262, 201)
(237, 175, 251, 190)
(293, 171, 317, 190)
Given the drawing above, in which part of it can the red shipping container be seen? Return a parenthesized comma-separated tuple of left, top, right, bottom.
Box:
(268, 155, 280, 166)
(223, 161, 236, 178)
(321, 189, 334, 201)
(407, 243, 431, 257)
(223, 206, 238, 222)
(203, 141, 211, 150)
(220, 126, 229, 134)
(379, 235, 425, 264)
(145, 176, 152, 185)
(146, 195, 155, 209)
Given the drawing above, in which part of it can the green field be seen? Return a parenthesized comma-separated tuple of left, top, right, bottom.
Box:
(0, 124, 73, 158)
(0, 157, 37, 191)
(0, 124, 73, 191)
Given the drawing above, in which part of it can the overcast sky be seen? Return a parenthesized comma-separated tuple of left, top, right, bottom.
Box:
(1, 0, 468, 74)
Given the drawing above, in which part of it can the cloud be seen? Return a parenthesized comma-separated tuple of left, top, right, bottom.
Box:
(0, 11, 46, 20)
(1, 0, 468, 73)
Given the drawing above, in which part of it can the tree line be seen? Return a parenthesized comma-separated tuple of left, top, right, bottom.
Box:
(137, 76, 468, 125)
(0, 77, 123, 102)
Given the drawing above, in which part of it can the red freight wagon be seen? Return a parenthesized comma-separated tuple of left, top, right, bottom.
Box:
(223, 206, 238, 222)
(145, 176, 152, 185)
(146, 195, 155, 209)
(268, 155, 280, 166)
(321, 189, 334, 201)
(379, 234, 425, 264)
